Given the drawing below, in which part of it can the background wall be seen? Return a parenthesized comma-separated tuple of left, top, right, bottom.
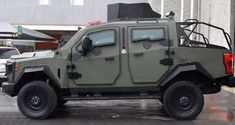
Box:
(0, 0, 146, 25)
(148, 0, 234, 48)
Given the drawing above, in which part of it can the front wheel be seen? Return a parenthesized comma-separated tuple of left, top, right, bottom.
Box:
(163, 81, 204, 120)
(17, 81, 57, 119)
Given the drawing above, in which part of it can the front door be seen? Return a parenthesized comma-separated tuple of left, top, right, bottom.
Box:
(128, 26, 170, 84)
(70, 28, 120, 85)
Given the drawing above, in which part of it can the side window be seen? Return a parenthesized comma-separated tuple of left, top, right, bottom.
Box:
(88, 30, 115, 46)
(132, 28, 165, 42)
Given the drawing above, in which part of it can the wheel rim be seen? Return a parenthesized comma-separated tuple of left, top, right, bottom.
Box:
(25, 89, 47, 112)
(171, 87, 197, 113)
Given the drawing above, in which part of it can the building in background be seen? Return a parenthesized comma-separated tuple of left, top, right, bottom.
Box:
(148, 0, 234, 48)
(0, 0, 146, 42)
(0, 0, 234, 49)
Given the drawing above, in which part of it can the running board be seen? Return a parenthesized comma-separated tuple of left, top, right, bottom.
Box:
(63, 95, 161, 101)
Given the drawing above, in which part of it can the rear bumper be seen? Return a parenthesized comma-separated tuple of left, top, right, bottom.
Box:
(1, 82, 16, 97)
(227, 76, 235, 87)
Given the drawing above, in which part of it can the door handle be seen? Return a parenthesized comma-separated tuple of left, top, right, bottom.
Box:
(165, 50, 175, 55)
(105, 56, 114, 61)
(134, 52, 143, 57)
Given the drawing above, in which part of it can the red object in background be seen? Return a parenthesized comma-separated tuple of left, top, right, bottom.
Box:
(223, 53, 233, 74)
(36, 42, 58, 50)
(88, 20, 101, 25)
(50, 34, 62, 40)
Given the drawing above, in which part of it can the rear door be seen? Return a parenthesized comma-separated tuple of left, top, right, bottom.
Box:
(128, 26, 170, 84)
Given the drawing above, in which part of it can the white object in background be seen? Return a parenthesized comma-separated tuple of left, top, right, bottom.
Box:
(181, 0, 185, 22)
(161, 0, 164, 18)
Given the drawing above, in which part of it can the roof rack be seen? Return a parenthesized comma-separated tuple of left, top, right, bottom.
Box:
(177, 19, 232, 50)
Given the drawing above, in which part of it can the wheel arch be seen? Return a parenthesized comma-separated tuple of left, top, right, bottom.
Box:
(160, 63, 219, 94)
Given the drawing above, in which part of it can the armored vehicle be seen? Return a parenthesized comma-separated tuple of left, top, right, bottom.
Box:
(2, 12, 235, 120)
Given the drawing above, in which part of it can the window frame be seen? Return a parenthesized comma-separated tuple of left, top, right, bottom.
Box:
(70, 0, 84, 6)
(131, 27, 167, 43)
(129, 26, 169, 46)
(38, 0, 51, 5)
(87, 29, 117, 47)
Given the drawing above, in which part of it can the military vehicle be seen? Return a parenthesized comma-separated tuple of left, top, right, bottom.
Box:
(1, 3, 235, 120)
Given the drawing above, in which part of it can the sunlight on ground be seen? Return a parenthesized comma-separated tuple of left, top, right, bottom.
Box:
(222, 86, 235, 94)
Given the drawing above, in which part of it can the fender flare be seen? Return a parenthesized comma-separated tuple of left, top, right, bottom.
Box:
(15, 65, 60, 88)
(160, 63, 214, 86)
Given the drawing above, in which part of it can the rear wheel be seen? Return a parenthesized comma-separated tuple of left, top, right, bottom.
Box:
(17, 81, 57, 119)
(163, 81, 204, 120)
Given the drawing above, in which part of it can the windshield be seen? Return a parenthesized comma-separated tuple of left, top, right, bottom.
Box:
(59, 27, 85, 51)
(0, 49, 19, 59)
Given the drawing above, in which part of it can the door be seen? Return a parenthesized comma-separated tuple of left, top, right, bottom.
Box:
(71, 28, 120, 85)
(128, 26, 170, 83)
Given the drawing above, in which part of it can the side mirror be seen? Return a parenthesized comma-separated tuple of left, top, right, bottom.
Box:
(82, 36, 93, 55)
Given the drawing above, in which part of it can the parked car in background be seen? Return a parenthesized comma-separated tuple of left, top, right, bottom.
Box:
(0, 46, 20, 86)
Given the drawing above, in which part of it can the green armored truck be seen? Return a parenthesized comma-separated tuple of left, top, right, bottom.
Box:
(2, 10, 235, 120)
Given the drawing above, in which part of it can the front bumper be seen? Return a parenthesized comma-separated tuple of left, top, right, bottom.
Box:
(0, 78, 7, 87)
(1, 82, 16, 97)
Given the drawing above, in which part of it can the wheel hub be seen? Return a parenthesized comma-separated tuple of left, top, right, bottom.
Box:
(30, 96, 40, 106)
(179, 96, 190, 107)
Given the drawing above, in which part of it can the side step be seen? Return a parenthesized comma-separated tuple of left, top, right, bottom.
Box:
(63, 95, 161, 101)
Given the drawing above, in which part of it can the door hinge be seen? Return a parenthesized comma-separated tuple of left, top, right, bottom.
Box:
(68, 72, 82, 79)
(160, 58, 174, 66)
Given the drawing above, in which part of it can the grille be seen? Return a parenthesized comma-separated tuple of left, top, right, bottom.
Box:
(6, 63, 13, 75)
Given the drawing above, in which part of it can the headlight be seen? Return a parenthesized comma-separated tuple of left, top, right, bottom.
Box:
(15, 63, 20, 72)
(0, 64, 6, 73)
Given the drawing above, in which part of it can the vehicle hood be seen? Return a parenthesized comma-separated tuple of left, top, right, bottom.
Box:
(11, 50, 53, 59)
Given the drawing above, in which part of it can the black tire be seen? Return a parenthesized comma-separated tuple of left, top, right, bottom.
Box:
(17, 81, 57, 119)
(163, 81, 204, 120)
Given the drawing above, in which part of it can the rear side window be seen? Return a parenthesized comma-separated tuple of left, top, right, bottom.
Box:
(0, 49, 19, 59)
(89, 30, 115, 46)
(132, 28, 165, 42)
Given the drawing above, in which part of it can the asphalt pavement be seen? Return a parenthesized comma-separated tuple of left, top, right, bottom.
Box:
(0, 89, 234, 125)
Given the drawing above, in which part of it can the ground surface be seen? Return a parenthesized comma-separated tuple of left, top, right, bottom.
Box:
(0, 89, 234, 125)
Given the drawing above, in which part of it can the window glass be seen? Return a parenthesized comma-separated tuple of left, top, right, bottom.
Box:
(0, 49, 19, 59)
(132, 28, 165, 42)
(39, 0, 51, 5)
(89, 30, 115, 46)
(70, 0, 84, 6)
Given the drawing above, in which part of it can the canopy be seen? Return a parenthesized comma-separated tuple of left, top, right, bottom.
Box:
(0, 22, 55, 41)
